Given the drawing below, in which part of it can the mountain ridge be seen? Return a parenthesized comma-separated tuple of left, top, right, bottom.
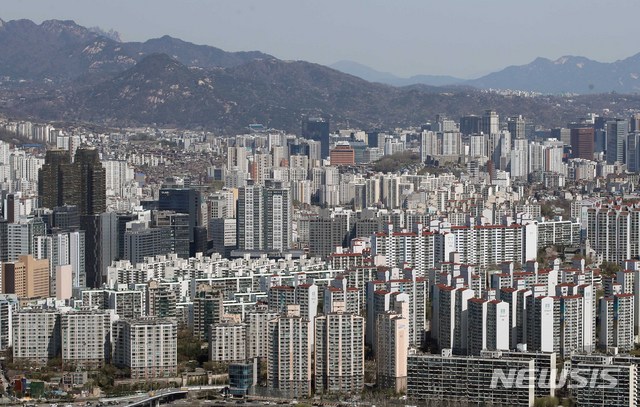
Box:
(333, 55, 640, 94)
(16, 53, 639, 134)
(0, 18, 274, 81)
(330, 60, 465, 87)
(3, 18, 640, 133)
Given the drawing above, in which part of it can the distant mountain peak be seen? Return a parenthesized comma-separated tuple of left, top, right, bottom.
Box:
(136, 53, 184, 70)
(330, 60, 464, 87)
(468, 53, 640, 94)
(40, 19, 88, 34)
(88, 26, 122, 42)
(0, 17, 274, 81)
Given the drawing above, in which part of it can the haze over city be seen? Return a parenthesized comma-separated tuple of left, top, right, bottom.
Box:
(3, 1, 640, 406)
(3, 0, 640, 78)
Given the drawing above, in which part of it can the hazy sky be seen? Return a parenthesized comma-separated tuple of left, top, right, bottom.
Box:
(3, 0, 640, 79)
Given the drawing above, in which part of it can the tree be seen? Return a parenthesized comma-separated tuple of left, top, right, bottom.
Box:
(535, 396, 560, 407)
(177, 329, 207, 363)
(600, 261, 621, 276)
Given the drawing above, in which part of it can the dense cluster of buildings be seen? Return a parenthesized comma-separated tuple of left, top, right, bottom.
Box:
(2, 110, 640, 405)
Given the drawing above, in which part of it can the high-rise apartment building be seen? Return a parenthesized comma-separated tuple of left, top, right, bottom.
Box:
(432, 285, 474, 353)
(467, 298, 509, 355)
(314, 309, 365, 394)
(237, 183, 263, 251)
(61, 310, 112, 369)
(570, 354, 638, 406)
(263, 180, 291, 252)
(246, 308, 279, 360)
(586, 202, 640, 264)
(267, 305, 312, 398)
(209, 322, 247, 363)
(109, 289, 144, 320)
(0, 294, 18, 351)
(375, 301, 408, 393)
(408, 349, 535, 406)
(599, 293, 634, 352)
(237, 181, 291, 253)
(112, 318, 177, 379)
(192, 284, 224, 341)
(146, 280, 177, 318)
(13, 309, 61, 365)
(7, 216, 45, 262)
(526, 293, 559, 353)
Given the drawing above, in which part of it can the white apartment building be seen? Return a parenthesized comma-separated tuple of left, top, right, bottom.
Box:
(432, 284, 474, 353)
(467, 298, 510, 355)
(246, 309, 279, 359)
(599, 293, 634, 352)
(61, 310, 112, 369)
(407, 349, 535, 406)
(113, 318, 177, 379)
(0, 295, 18, 351)
(314, 310, 365, 394)
(267, 305, 312, 398)
(13, 309, 61, 365)
(209, 322, 247, 363)
(586, 202, 640, 264)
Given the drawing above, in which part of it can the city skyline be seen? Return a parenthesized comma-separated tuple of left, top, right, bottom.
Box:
(3, 0, 640, 78)
(5, 2, 640, 402)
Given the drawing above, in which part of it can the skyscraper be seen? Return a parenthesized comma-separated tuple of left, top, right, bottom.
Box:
(82, 212, 118, 288)
(61, 148, 106, 215)
(302, 116, 330, 160)
(459, 115, 481, 136)
(606, 119, 628, 164)
(507, 115, 526, 140)
(570, 127, 595, 160)
(158, 187, 201, 256)
(38, 150, 70, 210)
(481, 109, 499, 135)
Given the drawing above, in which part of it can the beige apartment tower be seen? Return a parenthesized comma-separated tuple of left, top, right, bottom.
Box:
(267, 305, 312, 398)
(375, 302, 409, 393)
(2, 254, 49, 299)
(315, 306, 365, 394)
